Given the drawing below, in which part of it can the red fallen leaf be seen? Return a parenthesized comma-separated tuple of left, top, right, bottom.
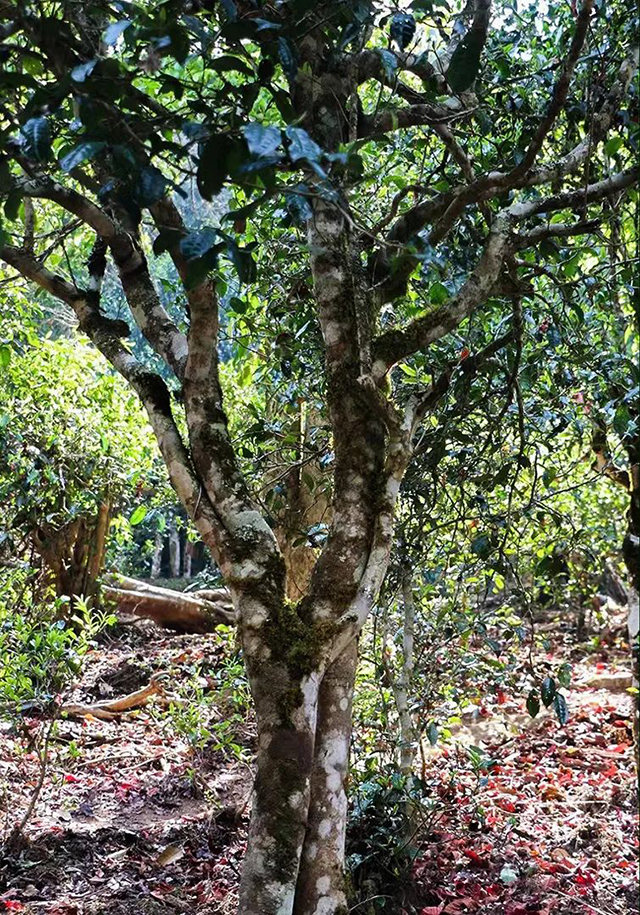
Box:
(574, 871, 596, 887)
(4, 903, 26, 911)
(444, 899, 476, 914)
(64, 773, 79, 783)
(496, 690, 507, 704)
(495, 799, 517, 812)
(420, 906, 444, 914)
(459, 347, 470, 360)
(462, 849, 490, 869)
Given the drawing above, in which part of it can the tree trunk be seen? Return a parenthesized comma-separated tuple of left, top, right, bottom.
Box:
(183, 539, 194, 579)
(237, 596, 322, 914)
(150, 530, 163, 579)
(168, 522, 180, 578)
(103, 574, 234, 630)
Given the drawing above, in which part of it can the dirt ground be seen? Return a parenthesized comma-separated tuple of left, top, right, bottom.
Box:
(0, 616, 637, 915)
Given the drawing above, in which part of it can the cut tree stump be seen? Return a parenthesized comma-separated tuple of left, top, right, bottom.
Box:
(103, 574, 235, 633)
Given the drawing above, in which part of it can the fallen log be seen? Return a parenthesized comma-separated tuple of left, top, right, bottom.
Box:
(61, 674, 170, 720)
(103, 574, 235, 633)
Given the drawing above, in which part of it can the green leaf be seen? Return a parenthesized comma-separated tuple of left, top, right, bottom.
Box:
(554, 692, 568, 726)
(0, 345, 11, 369)
(130, 505, 147, 525)
(541, 676, 556, 708)
(604, 136, 623, 157)
(21, 117, 52, 162)
(59, 141, 106, 173)
(613, 403, 632, 438)
(427, 721, 438, 746)
(243, 123, 282, 158)
(180, 227, 219, 261)
(526, 689, 540, 718)
(430, 281, 449, 305)
(103, 20, 131, 47)
(446, 30, 485, 93)
(285, 126, 322, 163)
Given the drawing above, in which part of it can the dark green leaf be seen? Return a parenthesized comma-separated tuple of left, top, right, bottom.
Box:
(71, 59, 98, 82)
(0, 345, 11, 369)
(153, 228, 184, 256)
(378, 48, 398, 82)
(557, 663, 572, 688)
(541, 676, 556, 708)
(526, 689, 540, 718)
(446, 30, 485, 93)
(103, 20, 131, 47)
(278, 37, 298, 81)
(219, 0, 238, 20)
(4, 189, 24, 222)
(390, 12, 416, 50)
(224, 237, 257, 284)
(470, 533, 491, 559)
(285, 187, 313, 225)
(59, 141, 106, 173)
(134, 166, 169, 206)
(554, 692, 568, 726)
(427, 721, 438, 746)
(180, 227, 219, 260)
(210, 55, 253, 76)
(21, 117, 51, 162)
(244, 123, 282, 158)
(285, 126, 322, 163)
(197, 134, 243, 199)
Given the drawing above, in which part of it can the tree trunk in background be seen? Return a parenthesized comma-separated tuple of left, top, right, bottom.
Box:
(397, 568, 417, 778)
(183, 540, 194, 579)
(168, 523, 180, 578)
(623, 450, 639, 762)
(32, 501, 111, 611)
(150, 530, 163, 579)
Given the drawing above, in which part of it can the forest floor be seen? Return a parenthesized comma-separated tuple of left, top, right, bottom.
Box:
(0, 611, 637, 915)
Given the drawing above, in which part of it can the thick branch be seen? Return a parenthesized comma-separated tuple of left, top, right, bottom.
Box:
(371, 216, 513, 375)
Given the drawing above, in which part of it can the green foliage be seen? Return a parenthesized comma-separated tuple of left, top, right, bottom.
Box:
(347, 769, 434, 911)
(0, 334, 157, 560)
(0, 578, 115, 711)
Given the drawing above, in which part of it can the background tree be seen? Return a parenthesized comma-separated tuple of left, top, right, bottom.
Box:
(0, 1, 636, 912)
(0, 333, 156, 606)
